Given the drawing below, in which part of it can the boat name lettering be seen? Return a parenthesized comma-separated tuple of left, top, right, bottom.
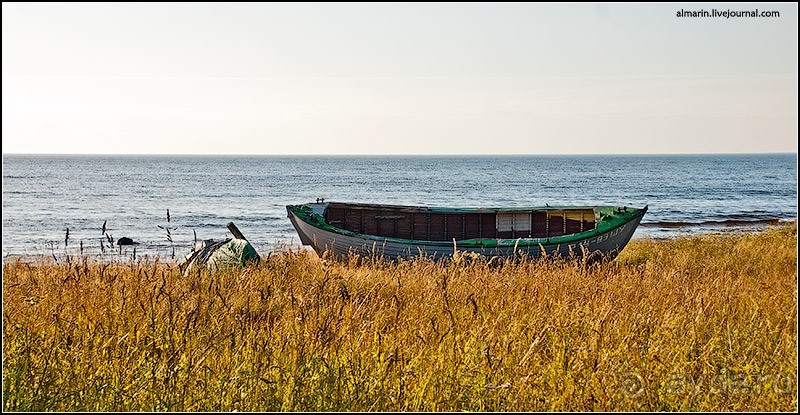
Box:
(588, 224, 627, 244)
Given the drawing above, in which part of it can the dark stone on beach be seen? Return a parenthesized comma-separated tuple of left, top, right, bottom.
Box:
(117, 237, 137, 245)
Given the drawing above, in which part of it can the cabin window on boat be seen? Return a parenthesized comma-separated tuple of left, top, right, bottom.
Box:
(496, 212, 531, 234)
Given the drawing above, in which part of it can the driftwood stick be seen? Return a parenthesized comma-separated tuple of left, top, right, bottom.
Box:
(227, 222, 248, 241)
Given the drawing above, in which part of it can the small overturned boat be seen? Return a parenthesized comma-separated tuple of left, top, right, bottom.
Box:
(287, 201, 647, 262)
(180, 222, 260, 274)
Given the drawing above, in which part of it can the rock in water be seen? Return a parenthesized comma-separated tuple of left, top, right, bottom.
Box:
(117, 237, 136, 245)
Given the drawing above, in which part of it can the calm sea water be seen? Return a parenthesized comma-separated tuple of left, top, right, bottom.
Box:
(2, 154, 797, 260)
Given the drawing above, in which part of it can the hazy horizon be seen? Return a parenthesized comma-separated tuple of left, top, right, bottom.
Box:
(3, 3, 797, 155)
(3, 151, 797, 157)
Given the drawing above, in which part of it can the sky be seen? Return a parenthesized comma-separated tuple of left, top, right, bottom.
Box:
(2, 3, 797, 155)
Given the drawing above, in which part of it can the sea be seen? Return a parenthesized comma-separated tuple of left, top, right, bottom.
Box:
(2, 154, 797, 260)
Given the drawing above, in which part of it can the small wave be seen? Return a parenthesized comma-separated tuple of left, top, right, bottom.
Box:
(641, 218, 788, 229)
(719, 212, 783, 221)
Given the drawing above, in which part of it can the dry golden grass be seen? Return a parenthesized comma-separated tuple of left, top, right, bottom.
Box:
(3, 224, 797, 411)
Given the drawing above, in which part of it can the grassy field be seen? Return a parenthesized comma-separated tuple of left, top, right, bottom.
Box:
(3, 224, 797, 411)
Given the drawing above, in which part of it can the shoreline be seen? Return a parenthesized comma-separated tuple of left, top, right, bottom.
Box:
(3, 220, 796, 264)
(633, 218, 797, 240)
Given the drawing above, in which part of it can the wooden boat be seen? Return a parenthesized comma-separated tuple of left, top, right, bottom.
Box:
(287, 201, 647, 262)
